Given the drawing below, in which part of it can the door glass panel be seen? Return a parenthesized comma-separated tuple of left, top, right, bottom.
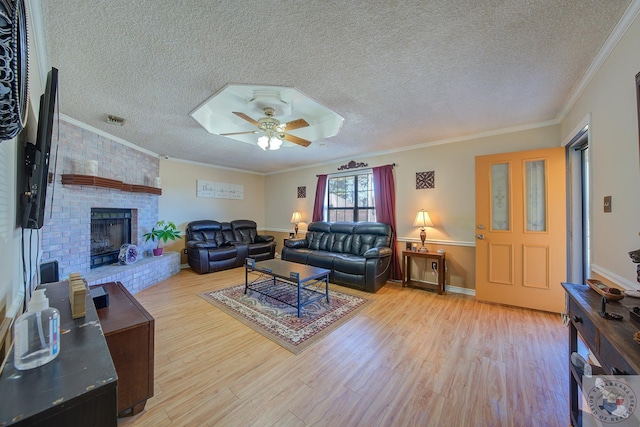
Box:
(491, 163, 509, 230)
(525, 160, 546, 231)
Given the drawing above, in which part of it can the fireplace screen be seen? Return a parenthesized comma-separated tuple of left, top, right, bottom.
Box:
(91, 208, 132, 268)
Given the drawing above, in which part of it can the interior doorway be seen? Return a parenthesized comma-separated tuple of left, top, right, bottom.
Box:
(566, 124, 590, 285)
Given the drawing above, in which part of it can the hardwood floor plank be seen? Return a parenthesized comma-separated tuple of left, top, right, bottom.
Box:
(117, 267, 569, 426)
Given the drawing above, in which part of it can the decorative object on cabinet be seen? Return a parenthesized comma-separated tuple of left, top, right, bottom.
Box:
(290, 211, 303, 237)
(416, 171, 435, 189)
(413, 209, 433, 251)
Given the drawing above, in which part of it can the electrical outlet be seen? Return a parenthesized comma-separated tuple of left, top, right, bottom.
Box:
(183, 248, 188, 254)
(431, 262, 437, 270)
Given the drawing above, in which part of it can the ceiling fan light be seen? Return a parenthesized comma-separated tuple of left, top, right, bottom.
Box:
(269, 137, 282, 150)
(257, 136, 269, 150)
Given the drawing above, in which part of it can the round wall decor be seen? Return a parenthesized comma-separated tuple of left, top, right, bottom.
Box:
(0, 0, 29, 141)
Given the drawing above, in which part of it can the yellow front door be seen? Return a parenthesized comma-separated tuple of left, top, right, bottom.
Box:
(475, 147, 567, 313)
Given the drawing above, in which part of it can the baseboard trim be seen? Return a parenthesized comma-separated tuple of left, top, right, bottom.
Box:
(591, 264, 638, 290)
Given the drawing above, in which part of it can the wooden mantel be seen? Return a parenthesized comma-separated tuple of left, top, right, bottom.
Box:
(61, 174, 162, 195)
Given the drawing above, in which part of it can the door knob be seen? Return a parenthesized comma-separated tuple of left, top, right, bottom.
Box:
(477, 234, 484, 240)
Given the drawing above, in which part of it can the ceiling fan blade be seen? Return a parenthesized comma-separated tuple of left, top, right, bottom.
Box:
(284, 118, 309, 131)
(282, 133, 312, 147)
(220, 130, 260, 136)
(232, 112, 261, 128)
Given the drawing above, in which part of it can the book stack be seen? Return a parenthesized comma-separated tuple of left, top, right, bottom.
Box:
(68, 273, 87, 319)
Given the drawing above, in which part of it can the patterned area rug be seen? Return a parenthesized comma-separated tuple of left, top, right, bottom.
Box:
(199, 282, 371, 354)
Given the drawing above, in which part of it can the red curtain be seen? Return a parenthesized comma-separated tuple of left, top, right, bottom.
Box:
(312, 174, 327, 222)
(373, 165, 402, 280)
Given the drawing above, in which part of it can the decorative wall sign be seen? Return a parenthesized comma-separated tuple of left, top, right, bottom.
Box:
(297, 186, 306, 198)
(0, 0, 29, 141)
(416, 171, 435, 189)
(196, 180, 244, 200)
(337, 160, 368, 171)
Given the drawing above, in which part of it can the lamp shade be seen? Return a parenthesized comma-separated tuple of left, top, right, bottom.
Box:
(413, 210, 433, 228)
(290, 211, 303, 224)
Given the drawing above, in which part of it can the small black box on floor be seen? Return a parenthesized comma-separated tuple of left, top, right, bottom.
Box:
(90, 286, 109, 309)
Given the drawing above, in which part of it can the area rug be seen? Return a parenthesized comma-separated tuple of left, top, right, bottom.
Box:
(199, 282, 371, 354)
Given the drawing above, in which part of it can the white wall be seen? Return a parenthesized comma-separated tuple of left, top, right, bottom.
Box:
(158, 159, 266, 254)
(264, 125, 560, 243)
(561, 9, 640, 286)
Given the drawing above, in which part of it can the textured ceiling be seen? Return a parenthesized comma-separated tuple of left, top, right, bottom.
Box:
(36, 0, 632, 174)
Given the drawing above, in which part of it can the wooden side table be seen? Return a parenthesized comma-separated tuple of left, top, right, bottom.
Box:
(93, 282, 154, 417)
(401, 250, 445, 294)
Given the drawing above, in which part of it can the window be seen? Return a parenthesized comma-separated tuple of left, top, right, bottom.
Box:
(327, 173, 376, 222)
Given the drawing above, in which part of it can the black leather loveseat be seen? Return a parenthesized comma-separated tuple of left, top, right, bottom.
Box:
(281, 221, 393, 293)
(186, 220, 276, 274)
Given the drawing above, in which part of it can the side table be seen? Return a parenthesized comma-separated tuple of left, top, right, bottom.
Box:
(93, 282, 154, 417)
(401, 250, 445, 294)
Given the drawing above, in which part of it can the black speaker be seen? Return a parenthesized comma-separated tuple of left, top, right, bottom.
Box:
(40, 260, 59, 284)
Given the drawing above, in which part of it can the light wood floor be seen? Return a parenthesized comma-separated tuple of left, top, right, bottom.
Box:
(118, 268, 568, 427)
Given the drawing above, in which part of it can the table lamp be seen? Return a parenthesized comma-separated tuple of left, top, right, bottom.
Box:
(290, 211, 303, 237)
(413, 209, 433, 252)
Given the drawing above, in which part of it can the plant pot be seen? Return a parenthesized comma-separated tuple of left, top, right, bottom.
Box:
(152, 248, 163, 257)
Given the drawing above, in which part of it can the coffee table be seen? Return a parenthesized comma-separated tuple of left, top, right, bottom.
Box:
(244, 258, 330, 317)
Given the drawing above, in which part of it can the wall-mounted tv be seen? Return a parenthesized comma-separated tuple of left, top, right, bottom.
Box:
(21, 67, 58, 229)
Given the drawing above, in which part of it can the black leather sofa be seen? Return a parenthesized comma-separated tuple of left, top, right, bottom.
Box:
(281, 221, 393, 293)
(186, 220, 276, 274)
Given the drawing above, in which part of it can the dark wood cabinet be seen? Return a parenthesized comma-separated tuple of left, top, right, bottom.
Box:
(93, 282, 154, 417)
(0, 280, 118, 426)
(563, 282, 640, 426)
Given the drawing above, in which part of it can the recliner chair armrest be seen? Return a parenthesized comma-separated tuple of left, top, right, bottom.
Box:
(285, 238, 308, 249)
(364, 247, 392, 258)
(255, 234, 274, 243)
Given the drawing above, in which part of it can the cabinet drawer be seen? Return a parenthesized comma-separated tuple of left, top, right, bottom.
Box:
(568, 298, 597, 351)
(599, 334, 636, 375)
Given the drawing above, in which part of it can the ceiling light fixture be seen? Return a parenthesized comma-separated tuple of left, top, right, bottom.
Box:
(255, 107, 285, 150)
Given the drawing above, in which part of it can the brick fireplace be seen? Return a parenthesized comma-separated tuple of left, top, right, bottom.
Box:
(40, 119, 179, 293)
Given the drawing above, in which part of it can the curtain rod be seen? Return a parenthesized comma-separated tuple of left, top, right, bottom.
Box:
(316, 163, 396, 177)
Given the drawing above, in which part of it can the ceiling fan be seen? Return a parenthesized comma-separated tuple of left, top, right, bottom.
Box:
(221, 107, 312, 150)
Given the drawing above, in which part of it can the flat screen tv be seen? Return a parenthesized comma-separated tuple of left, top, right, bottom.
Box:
(22, 67, 58, 229)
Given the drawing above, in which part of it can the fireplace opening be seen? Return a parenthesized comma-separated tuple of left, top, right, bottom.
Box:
(91, 208, 132, 269)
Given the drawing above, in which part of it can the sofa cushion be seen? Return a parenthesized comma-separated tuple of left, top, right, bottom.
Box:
(206, 245, 237, 261)
(352, 222, 392, 255)
(231, 219, 258, 243)
(186, 220, 226, 247)
(284, 248, 311, 264)
(307, 251, 336, 270)
(333, 254, 366, 275)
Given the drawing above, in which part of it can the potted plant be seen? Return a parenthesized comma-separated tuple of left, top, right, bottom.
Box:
(143, 220, 182, 256)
